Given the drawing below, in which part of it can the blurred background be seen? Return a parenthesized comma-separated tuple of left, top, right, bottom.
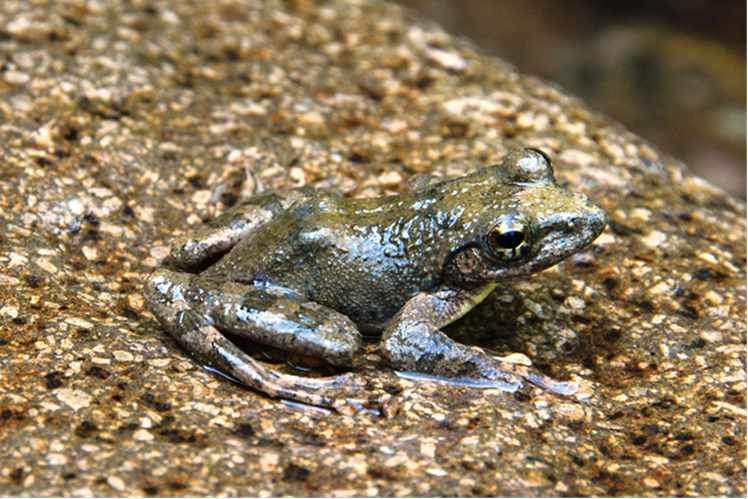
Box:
(394, 0, 746, 200)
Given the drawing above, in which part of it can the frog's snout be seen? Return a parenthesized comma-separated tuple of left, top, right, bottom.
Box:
(570, 192, 607, 238)
(586, 198, 608, 239)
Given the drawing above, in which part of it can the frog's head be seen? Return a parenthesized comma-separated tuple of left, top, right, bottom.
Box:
(446, 148, 607, 283)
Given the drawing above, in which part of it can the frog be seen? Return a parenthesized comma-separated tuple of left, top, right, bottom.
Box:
(144, 148, 607, 413)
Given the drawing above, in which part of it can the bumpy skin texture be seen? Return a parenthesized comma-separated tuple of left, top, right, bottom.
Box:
(144, 149, 607, 412)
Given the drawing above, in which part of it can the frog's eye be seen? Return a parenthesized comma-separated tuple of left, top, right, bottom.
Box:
(486, 215, 532, 260)
(526, 148, 552, 167)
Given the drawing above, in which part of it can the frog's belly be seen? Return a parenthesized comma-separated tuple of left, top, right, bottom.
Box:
(306, 273, 422, 333)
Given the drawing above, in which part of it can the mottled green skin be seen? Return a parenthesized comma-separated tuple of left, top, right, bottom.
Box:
(144, 149, 607, 410)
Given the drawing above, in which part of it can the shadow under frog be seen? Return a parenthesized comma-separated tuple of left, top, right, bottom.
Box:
(144, 149, 607, 413)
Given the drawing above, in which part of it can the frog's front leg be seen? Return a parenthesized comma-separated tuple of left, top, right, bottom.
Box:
(380, 289, 578, 395)
(145, 269, 384, 412)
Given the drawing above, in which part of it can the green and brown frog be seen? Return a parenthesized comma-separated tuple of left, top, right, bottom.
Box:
(144, 149, 607, 412)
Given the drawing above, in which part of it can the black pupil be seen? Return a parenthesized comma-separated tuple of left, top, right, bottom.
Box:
(495, 230, 525, 249)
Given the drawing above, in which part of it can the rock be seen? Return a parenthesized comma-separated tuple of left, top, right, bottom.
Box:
(0, 0, 743, 497)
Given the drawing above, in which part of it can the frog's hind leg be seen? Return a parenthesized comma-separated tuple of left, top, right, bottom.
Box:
(171, 306, 368, 409)
(145, 269, 382, 413)
(169, 189, 314, 270)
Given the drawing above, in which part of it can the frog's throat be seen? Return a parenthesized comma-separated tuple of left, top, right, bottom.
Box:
(439, 283, 498, 329)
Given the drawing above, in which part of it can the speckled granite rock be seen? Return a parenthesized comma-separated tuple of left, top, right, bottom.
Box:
(0, 0, 744, 497)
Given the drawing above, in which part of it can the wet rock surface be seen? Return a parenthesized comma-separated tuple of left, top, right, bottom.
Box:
(0, 0, 744, 496)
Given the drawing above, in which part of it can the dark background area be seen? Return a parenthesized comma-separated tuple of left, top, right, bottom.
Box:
(394, 0, 746, 200)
